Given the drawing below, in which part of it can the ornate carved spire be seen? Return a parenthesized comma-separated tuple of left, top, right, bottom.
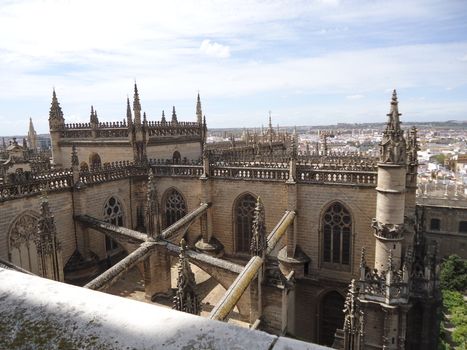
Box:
(288, 135, 298, 160)
(343, 279, 364, 347)
(250, 196, 267, 257)
(49, 89, 65, 130)
(146, 169, 161, 239)
(71, 145, 79, 167)
(126, 97, 132, 126)
(143, 111, 147, 125)
(133, 83, 142, 125)
(172, 106, 178, 124)
(90, 105, 99, 124)
(161, 110, 166, 123)
(28, 117, 37, 151)
(379, 90, 406, 165)
(37, 190, 63, 281)
(360, 247, 366, 269)
(196, 93, 202, 124)
(407, 126, 419, 166)
(173, 239, 200, 315)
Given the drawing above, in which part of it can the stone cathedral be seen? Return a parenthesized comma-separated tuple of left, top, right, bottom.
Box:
(0, 85, 440, 349)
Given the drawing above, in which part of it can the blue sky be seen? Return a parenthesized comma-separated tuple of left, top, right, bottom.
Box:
(0, 0, 467, 135)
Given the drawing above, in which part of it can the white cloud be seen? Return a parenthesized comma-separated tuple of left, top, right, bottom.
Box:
(199, 40, 230, 58)
(0, 0, 466, 134)
(346, 94, 364, 100)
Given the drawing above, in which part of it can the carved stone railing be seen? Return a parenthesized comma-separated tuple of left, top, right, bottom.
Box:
(297, 155, 378, 171)
(207, 142, 287, 163)
(79, 163, 136, 185)
(62, 129, 93, 138)
(151, 164, 204, 177)
(149, 158, 202, 166)
(95, 128, 129, 138)
(0, 171, 73, 201)
(210, 165, 289, 181)
(296, 166, 377, 186)
(147, 121, 201, 137)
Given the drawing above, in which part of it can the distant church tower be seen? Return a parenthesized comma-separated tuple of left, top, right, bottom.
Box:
(27, 117, 38, 151)
(49, 89, 65, 166)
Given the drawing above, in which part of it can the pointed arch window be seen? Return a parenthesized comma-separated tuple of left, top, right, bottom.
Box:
(89, 153, 101, 169)
(163, 189, 187, 228)
(103, 196, 124, 253)
(322, 202, 351, 266)
(172, 151, 181, 164)
(8, 211, 40, 274)
(235, 193, 257, 253)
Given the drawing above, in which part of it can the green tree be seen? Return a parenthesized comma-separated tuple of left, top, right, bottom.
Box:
(440, 255, 467, 292)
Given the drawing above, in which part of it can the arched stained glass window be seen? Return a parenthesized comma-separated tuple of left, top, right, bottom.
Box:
(163, 189, 187, 228)
(235, 194, 257, 253)
(322, 202, 351, 266)
(103, 196, 124, 253)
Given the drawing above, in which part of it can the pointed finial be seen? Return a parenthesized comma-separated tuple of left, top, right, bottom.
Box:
(49, 88, 64, 128)
(71, 144, 79, 167)
(268, 111, 272, 129)
(250, 196, 267, 257)
(173, 238, 200, 315)
(126, 97, 132, 125)
(360, 247, 366, 268)
(172, 106, 178, 123)
(146, 168, 160, 238)
(387, 249, 393, 271)
(196, 92, 203, 124)
(161, 110, 166, 123)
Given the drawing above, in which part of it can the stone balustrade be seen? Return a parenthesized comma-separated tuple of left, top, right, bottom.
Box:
(210, 165, 290, 181)
(151, 164, 204, 177)
(297, 166, 377, 186)
(0, 158, 379, 202)
(0, 171, 73, 201)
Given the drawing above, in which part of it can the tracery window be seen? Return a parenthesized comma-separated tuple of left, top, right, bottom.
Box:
(8, 211, 40, 274)
(235, 193, 257, 253)
(163, 188, 187, 228)
(103, 196, 124, 253)
(322, 202, 351, 266)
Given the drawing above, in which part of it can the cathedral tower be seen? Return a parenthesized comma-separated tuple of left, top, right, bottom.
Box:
(373, 90, 407, 271)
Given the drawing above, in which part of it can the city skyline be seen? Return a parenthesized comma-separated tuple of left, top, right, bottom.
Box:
(1, 0, 467, 135)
